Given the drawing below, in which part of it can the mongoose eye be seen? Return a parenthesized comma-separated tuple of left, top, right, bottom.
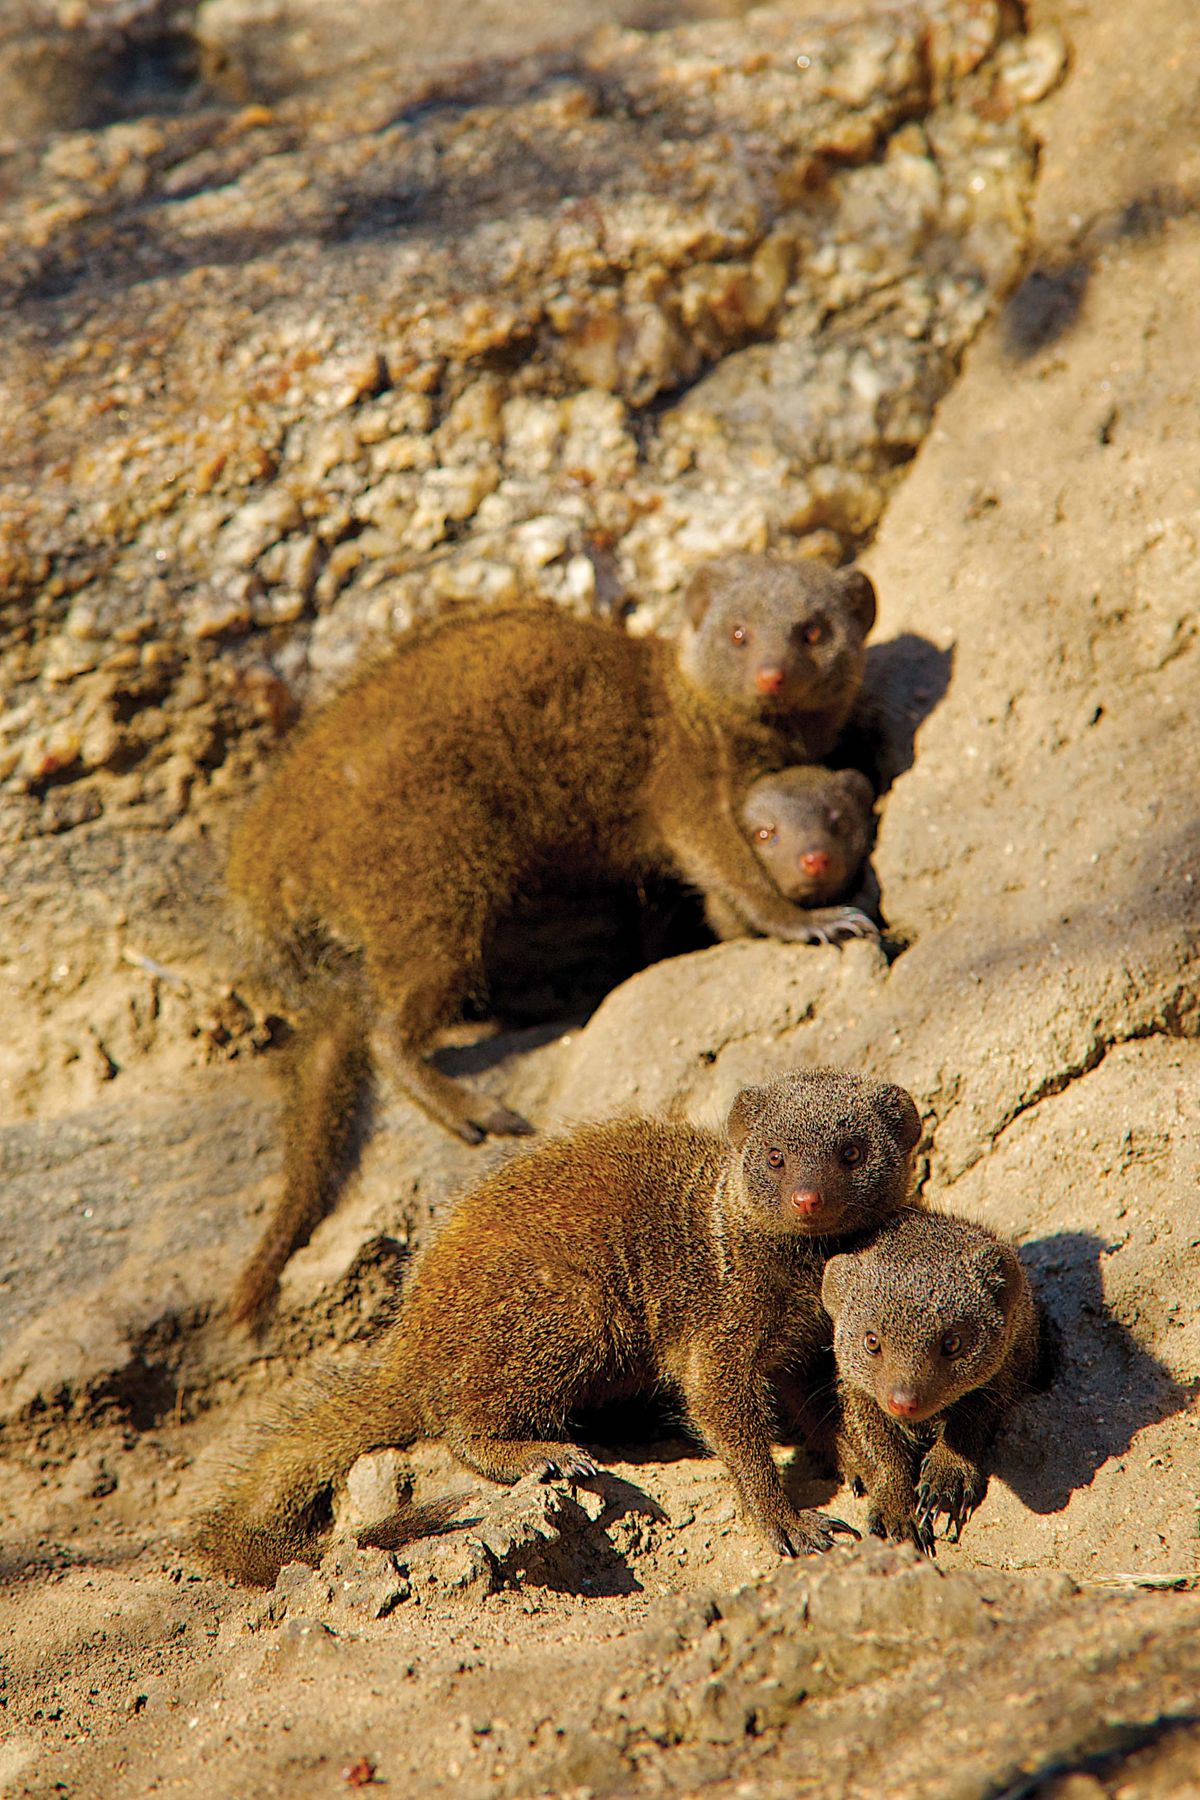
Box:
(730, 623, 748, 647)
(941, 1331, 963, 1358)
(803, 620, 825, 645)
(766, 1147, 785, 1169)
(839, 1142, 864, 1167)
(754, 824, 778, 844)
(864, 1332, 881, 1355)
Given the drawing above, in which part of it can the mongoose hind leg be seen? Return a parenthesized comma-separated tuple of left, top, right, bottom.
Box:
(445, 1428, 599, 1485)
(372, 956, 534, 1144)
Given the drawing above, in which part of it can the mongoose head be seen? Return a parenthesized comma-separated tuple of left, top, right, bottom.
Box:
(823, 1212, 1027, 1424)
(726, 1068, 920, 1239)
(742, 766, 875, 905)
(676, 555, 876, 720)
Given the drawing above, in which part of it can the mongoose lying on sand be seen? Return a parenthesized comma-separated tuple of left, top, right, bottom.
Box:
(197, 1067, 922, 1584)
(228, 556, 878, 1323)
(822, 1209, 1041, 1551)
(707, 764, 877, 941)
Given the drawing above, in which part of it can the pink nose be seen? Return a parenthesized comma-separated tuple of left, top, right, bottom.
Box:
(886, 1390, 922, 1418)
(756, 666, 785, 695)
(800, 850, 831, 876)
(790, 1189, 823, 1215)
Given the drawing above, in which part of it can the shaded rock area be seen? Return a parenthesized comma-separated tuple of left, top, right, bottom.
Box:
(0, 0, 1198, 1796)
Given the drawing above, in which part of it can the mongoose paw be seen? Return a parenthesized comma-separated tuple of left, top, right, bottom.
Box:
(864, 1475, 932, 1554)
(534, 1448, 599, 1483)
(866, 1505, 935, 1557)
(477, 1102, 536, 1140)
(451, 1102, 536, 1145)
(813, 907, 880, 946)
(914, 1449, 987, 1544)
(767, 1507, 861, 1557)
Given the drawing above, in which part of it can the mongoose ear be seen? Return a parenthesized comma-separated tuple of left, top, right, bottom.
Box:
(726, 1085, 768, 1148)
(837, 768, 876, 810)
(682, 564, 716, 628)
(970, 1241, 1023, 1318)
(821, 1254, 854, 1319)
(837, 567, 877, 636)
(875, 1083, 922, 1152)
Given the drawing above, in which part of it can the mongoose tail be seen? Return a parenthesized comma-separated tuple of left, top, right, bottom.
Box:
(195, 1366, 423, 1585)
(229, 988, 372, 1327)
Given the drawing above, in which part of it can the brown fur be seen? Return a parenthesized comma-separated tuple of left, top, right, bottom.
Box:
(822, 1208, 1041, 1552)
(706, 765, 877, 943)
(227, 557, 877, 1322)
(197, 1068, 921, 1584)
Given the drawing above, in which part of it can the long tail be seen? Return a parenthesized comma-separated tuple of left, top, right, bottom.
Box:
(230, 987, 372, 1326)
(193, 1363, 425, 1585)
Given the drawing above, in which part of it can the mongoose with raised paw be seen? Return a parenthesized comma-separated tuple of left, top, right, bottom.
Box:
(822, 1208, 1041, 1552)
(196, 1067, 921, 1584)
(227, 556, 877, 1323)
(705, 765, 877, 945)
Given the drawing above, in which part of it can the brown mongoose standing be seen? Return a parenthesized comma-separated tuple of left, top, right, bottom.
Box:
(196, 1067, 922, 1584)
(227, 555, 878, 1323)
(705, 765, 877, 942)
(821, 1208, 1041, 1551)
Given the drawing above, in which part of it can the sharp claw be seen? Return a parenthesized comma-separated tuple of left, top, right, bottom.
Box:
(827, 1517, 861, 1542)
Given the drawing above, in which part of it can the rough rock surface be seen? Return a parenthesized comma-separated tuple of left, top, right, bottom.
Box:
(0, 0, 1198, 1796)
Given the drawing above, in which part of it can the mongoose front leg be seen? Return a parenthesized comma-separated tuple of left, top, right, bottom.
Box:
(685, 1353, 859, 1556)
(838, 1390, 930, 1554)
(914, 1396, 999, 1544)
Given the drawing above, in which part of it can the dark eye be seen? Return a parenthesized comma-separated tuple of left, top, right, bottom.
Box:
(941, 1332, 963, 1358)
(840, 1143, 864, 1167)
(731, 623, 748, 646)
(754, 824, 778, 844)
(766, 1147, 784, 1169)
(864, 1332, 881, 1355)
(803, 620, 825, 645)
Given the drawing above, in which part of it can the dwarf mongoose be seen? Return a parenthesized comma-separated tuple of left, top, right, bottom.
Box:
(228, 556, 878, 1322)
(822, 1209, 1041, 1551)
(196, 1067, 922, 1583)
(706, 765, 877, 942)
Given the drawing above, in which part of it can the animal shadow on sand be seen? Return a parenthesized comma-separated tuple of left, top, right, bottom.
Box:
(996, 1229, 1193, 1514)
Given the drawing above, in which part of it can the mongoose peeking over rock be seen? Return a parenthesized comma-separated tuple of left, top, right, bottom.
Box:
(196, 1067, 922, 1584)
(706, 765, 877, 942)
(227, 556, 878, 1323)
(822, 1209, 1041, 1552)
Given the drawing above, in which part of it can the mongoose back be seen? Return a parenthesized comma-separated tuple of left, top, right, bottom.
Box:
(706, 765, 876, 942)
(196, 1067, 922, 1584)
(228, 556, 878, 1322)
(822, 1208, 1041, 1551)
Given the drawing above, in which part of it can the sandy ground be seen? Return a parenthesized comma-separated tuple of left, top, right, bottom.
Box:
(0, 1, 1198, 1795)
